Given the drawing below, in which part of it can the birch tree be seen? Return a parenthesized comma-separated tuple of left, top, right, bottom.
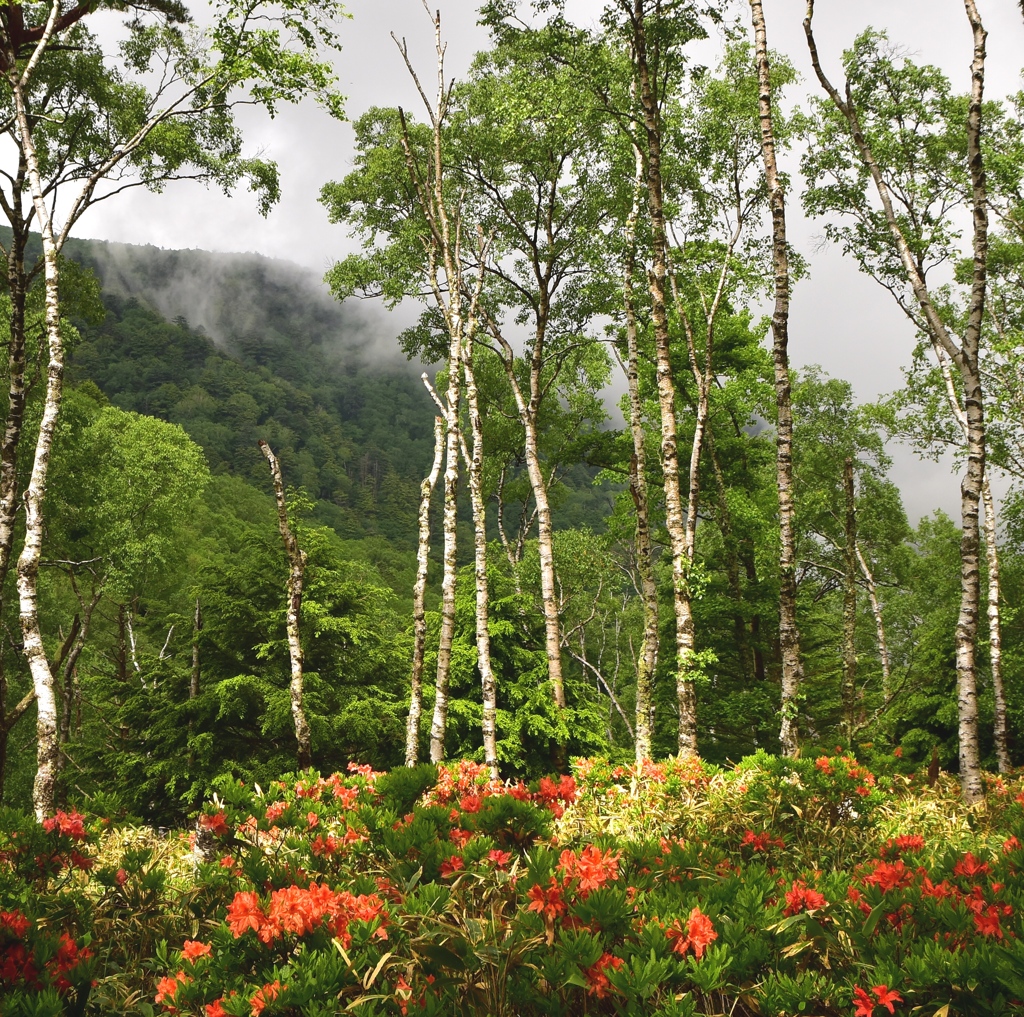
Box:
(259, 441, 311, 768)
(610, 0, 706, 757)
(0, 0, 344, 818)
(749, 0, 803, 758)
(802, 3, 992, 801)
(407, 416, 443, 767)
(325, 5, 497, 768)
(457, 38, 611, 718)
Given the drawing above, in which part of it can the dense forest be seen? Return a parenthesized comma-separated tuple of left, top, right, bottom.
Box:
(0, 0, 1021, 825)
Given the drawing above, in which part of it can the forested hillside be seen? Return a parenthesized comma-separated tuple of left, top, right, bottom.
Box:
(65, 239, 437, 546)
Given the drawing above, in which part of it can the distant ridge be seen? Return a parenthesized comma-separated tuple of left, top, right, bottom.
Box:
(0, 227, 415, 373)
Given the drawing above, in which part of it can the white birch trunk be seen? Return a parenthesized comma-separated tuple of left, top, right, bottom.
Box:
(259, 441, 311, 769)
(12, 28, 65, 817)
(621, 138, 659, 763)
(462, 340, 499, 777)
(805, 0, 989, 802)
(981, 478, 1010, 772)
(752, 0, 803, 758)
(856, 545, 892, 700)
(630, 0, 697, 757)
(935, 351, 1009, 773)
(841, 457, 858, 737)
(430, 403, 460, 764)
(407, 414, 444, 767)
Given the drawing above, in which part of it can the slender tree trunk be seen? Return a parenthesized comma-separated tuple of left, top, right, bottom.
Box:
(430, 365, 461, 765)
(54, 619, 79, 753)
(259, 441, 311, 769)
(954, 0, 989, 804)
(752, 0, 803, 758)
(935, 353, 1008, 773)
(841, 458, 858, 738)
(393, 6, 466, 766)
(190, 598, 202, 701)
(408, 414, 444, 767)
(15, 92, 63, 820)
(804, 0, 988, 802)
(0, 196, 30, 587)
(631, 0, 697, 757)
(621, 137, 659, 762)
(488, 340, 566, 714)
(462, 341, 499, 777)
(981, 477, 1010, 772)
(523, 411, 565, 711)
(856, 545, 891, 699)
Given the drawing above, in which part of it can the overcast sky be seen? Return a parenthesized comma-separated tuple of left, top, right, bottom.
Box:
(79, 0, 1024, 524)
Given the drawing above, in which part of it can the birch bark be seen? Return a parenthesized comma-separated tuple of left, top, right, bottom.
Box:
(855, 546, 891, 698)
(462, 329, 499, 777)
(618, 137, 659, 761)
(751, 0, 803, 758)
(0, 167, 30, 588)
(259, 440, 311, 769)
(630, 0, 696, 756)
(407, 414, 444, 767)
(934, 350, 1009, 773)
(393, 4, 478, 765)
(11, 0, 68, 815)
(804, 0, 989, 800)
(841, 457, 858, 737)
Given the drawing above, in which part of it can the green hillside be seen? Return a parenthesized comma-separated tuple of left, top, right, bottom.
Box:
(64, 239, 437, 547)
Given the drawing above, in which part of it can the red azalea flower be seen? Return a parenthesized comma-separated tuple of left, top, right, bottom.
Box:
(0, 910, 30, 937)
(42, 810, 87, 841)
(250, 980, 283, 1017)
(439, 855, 464, 878)
(459, 794, 482, 813)
(181, 940, 212, 961)
(526, 878, 567, 921)
(871, 985, 902, 1014)
(488, 849, 512, 868)
(863, 859, 913, 892)
(685, 906, 717, 958)
(784, 880, 827, 915)
(893, 835, 924, 853)
(584, 952, 623, 998)
(665, 918, 690, 956)
(953, 851, 990, 878)
(852, 986, 874, 1017)
(974, 906, 1003, 938)
(155, 970, 192, 1008)
(200, 811, 229, 836)
(226, 891, 265, 939)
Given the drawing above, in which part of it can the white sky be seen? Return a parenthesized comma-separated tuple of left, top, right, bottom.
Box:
(76, 0, 1024, 524)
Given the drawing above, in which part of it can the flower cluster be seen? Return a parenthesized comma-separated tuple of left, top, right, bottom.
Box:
(663, 906, 719, 959)
(225, 884, 388, 948)
(0, 907, 92, 995)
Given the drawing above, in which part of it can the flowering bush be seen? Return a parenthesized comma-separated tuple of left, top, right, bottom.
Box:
(2, 757, 1023, 1015)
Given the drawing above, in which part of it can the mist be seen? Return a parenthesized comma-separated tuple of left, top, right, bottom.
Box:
(65, 236, 425, 374)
